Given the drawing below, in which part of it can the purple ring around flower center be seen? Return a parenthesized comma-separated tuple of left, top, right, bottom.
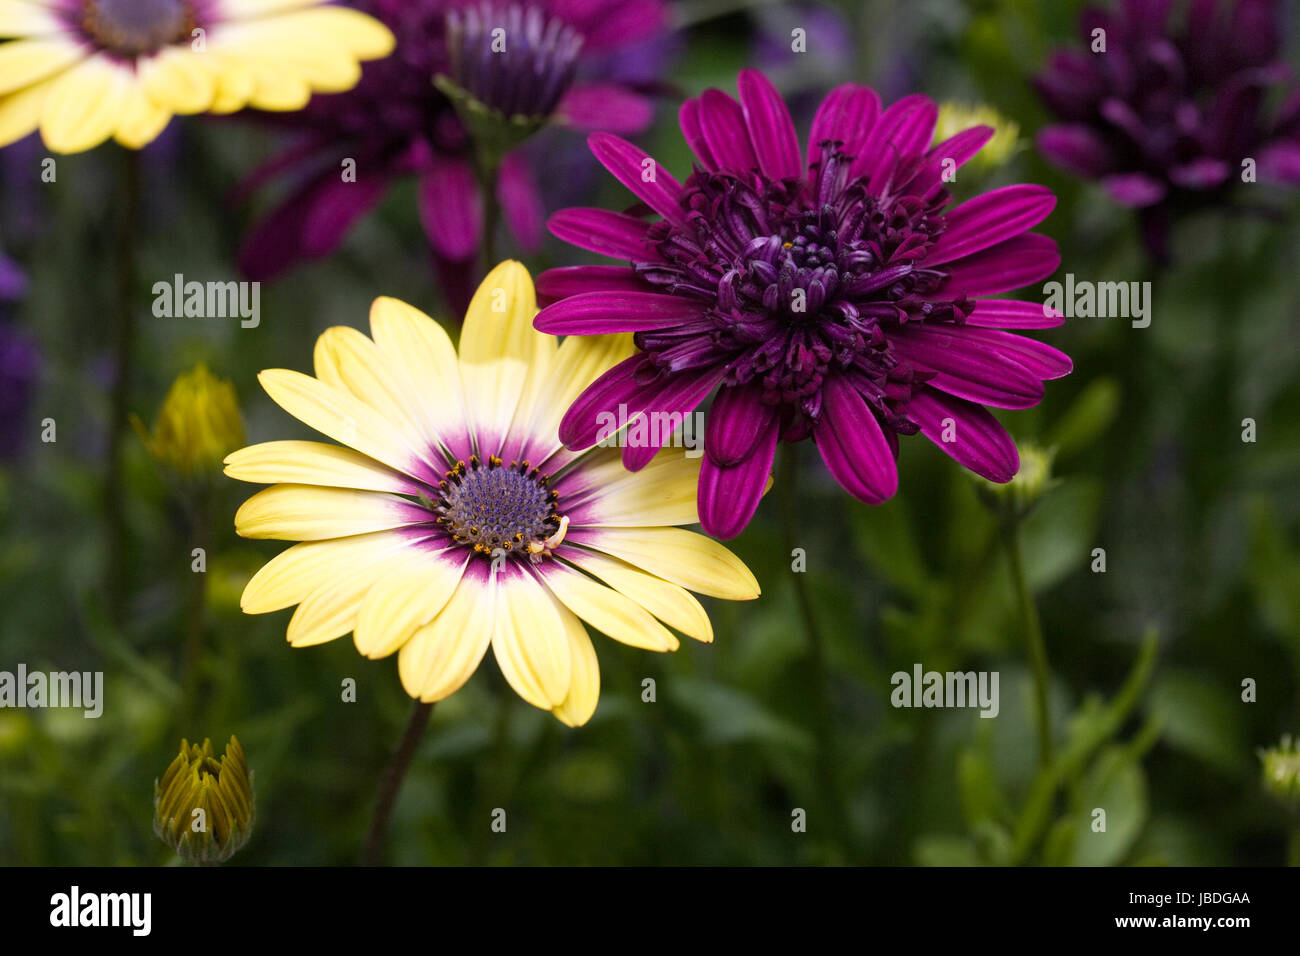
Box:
(78, 0, 196, 58)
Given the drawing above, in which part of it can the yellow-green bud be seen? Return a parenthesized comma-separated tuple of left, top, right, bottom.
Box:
(975, 442, 1058, 518)
(154, 736, 255, 864)
(1259, 735, 1300, 807)
(133, 364, 244, 479)
(934, 102, 1021, 172)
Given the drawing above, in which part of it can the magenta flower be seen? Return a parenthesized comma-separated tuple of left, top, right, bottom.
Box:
(1035, 0, 1300, 260)
(535, 70, 1070, 539)
(237, 0, 671, 305)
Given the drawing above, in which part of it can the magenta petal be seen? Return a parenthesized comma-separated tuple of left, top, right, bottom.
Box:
(943, 233, 1060, 298)
(812, 377, 899, 503)
(908, 388, 1018, 482)
(1168, 158, 1231, 190)
(535, 291, 706, 333)
(536, 265, 651, 305)
(587, 132, 684, 223)
(808, 83, 881, 169)
(497, 151, 543, 252)
(705, 383, 778, 466)
(927, 185, 1057, 265)
(559, 354, 722, 453)
(738, 68, 802, 181)
(889, 325, 1046, 410)
(967, 299, 1065, 329)
(908, 125, 995, 198)
(557, 83, 656, 134)
(698, 88, 759, 174)
(679, 98, 718, 170)
(1258, 141, 1300, 184)
(698, 417, 779, 539)
(1101, 172, 1167, 207)
(949, 327, 1073, 380)
(548, 207, 659, 261)
(419, 158, 480, 262)
(560, 0, 669, 51)
(856, 94, 938, 187)
(1037, 124, 1115, 178)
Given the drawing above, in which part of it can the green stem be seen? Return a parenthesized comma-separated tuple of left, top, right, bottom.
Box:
(105, 148, 140, 627)
(181, 488, 211, 729)
(778, 443, 846, 842)
(477, 159, 501, 276)
(1002, 517, 1053, 769)
(473, 690, 515, 865)
(360, 699, 434, 866)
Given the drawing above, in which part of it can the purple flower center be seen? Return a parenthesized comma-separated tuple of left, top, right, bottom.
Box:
(430, 455, 561, 558)
(445, 2, 584, 119)
(635, 146, 971, 432)
(80, 0, 195, 57)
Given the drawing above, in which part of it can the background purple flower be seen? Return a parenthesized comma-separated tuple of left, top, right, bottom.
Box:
(535, 69, 1070, 538)
(236, 0, 673, 310)
(1035, 0, 1300, 259)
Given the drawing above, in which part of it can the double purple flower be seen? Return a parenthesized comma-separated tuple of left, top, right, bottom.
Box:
(536, 70, 1071, 539)
(1036, 0, 1300, 259)
(237, 0, 671, 306)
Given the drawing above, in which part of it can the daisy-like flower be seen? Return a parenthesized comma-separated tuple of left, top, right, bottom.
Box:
(0, 0, 395, 153)
(226, 261, 759, 727)
(1035, 0, 1300, 260)
(236, 0, 672, 306)
(535, 69, 1071, 539)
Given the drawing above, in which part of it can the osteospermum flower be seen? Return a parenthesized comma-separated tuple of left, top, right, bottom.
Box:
(535, 69, 1071, 538)
(227, 261, 758, 726)
(237, 0, 672, 305)
(1035, 0, 1300, 259)
(0, 0, 394, 153)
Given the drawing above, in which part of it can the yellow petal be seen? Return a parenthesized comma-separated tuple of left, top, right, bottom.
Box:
(565, 549, 713, 643)
(398, 571, 496, 702)
(39, 53, 132, 153)
(112, 81, 171, 149)
(0, 38, 82, 95)
(0, 2, 62, 36)
(287, 552, 406, 647)
(521, 333, 635, 461)
(234, 483, 429, 540)
(224, 440, 415, 493)
(242, 58, 311, 111)
(138, 47, 215, 115)
(542, 562, 678, 652)
(220, 0, 332, 19)
(257, 368, 424, 479)
(568, 446, 704, 528)
(459, 261, 546, 447)
(217, 7, 395, 60)
(571, 526, 760, 601)
(491, 567, 573, 710)
(205, 54, 256, 114)
(353, 549, 468, 659)
(241, 531, 413, 613)
(0, 74, 52, 148)
(368, 296, 469, 458)
(549, 597, 600, 727)
(312, 326, 438, 471)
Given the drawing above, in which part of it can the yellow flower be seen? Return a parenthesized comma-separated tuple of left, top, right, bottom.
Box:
(154, 735, 254, 864)
(134, 363, 245, 478)
(227, 261, 761, 727)
(0, 0, 394, 153)
(934, 101, 1021, 171)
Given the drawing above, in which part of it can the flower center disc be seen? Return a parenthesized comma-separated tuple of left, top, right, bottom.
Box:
(434, 456, 560, 558)
(82, 0, 192, 57)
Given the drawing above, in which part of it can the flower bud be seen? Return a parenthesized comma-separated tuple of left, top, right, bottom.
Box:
(1259, 734, 1300, 807)
(934, 102, 1021, 172)
(154, 735, 254, 864)
(975, 442, 1057, 518)
(133, 364, 244, 479)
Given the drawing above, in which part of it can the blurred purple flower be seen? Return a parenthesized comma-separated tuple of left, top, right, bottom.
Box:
(236, 0, 672, 309)
(0, 322, 39, 461)
(1035, 0, 1300, 259)
(535, 70, 1071, 538)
